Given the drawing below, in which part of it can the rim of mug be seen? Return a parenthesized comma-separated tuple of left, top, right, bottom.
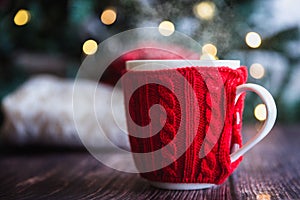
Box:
(126, 60, 241, 70)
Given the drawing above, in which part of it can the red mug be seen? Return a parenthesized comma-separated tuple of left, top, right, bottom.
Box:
(122, 60, 277, 190)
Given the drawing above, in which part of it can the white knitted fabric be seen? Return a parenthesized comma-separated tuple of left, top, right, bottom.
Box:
(1, 75, 129, 149)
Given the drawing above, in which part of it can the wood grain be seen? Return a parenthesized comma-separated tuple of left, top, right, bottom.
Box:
(0, 126, 300, 199)
(231, 125, 300, 200)
(0, 148, 233, 200)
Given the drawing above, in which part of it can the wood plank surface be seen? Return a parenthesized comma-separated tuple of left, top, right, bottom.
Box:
(0, 125, 299, 199)
(231, 125, 300, 200)
(0, 149, 233, 200)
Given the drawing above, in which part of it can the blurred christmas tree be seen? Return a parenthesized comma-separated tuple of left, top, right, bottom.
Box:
(0, 0, 299, 123)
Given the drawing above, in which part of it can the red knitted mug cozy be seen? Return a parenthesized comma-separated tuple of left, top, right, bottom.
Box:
(122, 66, 247, 185)
(101, 45, 199, 85)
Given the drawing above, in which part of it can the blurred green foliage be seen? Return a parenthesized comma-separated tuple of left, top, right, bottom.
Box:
(0, 0, 299, 124)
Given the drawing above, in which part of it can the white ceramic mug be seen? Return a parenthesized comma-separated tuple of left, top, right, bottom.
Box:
(122, 60, 277, 190)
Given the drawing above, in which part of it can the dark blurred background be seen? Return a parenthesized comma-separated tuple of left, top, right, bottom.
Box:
(0, 0, 300, 125)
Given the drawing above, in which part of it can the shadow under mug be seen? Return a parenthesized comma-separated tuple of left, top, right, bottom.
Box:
(122, 60, 277, 190)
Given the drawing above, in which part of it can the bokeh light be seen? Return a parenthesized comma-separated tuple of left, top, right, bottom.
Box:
(250, 63, 265, 79)
(245, 32, 262, 48)
(101, 8, 117, 25)
(200, 53, 216, 60)
(158, 20, 175, 36)
(202, 43, 217, 56)
(194, 1, 215, 20)
(14, 9, 31, 26)
(256, 193, 271, 200)
(82, 39, 98, 55)
(254, 104, 267, 121)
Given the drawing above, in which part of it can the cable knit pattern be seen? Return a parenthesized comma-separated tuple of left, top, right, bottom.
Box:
(122, 66, 247, 185)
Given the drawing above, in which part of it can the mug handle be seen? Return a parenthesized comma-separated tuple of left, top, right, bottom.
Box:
(230, 83, 277, 163)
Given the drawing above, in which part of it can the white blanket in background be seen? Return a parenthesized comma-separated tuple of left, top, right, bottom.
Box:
(1, 75, 129, 149)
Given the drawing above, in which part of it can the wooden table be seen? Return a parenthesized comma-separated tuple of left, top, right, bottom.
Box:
(1, 125, 300, 200)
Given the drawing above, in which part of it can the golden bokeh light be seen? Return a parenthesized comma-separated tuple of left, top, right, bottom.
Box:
(14, 9, 31, 26)
(101, 8, 117, 25)
(202, 43, 217, 56)
(194, 1, 215, 20)
(256, 193, 271, 200)
(200, 53, 217, 60)
(82, 39, 98, 55)
(250, 63, 265, 79)
(245, 32, 262, 48)
(254, 104, 267, 121)
(158, 20, 175, 36)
